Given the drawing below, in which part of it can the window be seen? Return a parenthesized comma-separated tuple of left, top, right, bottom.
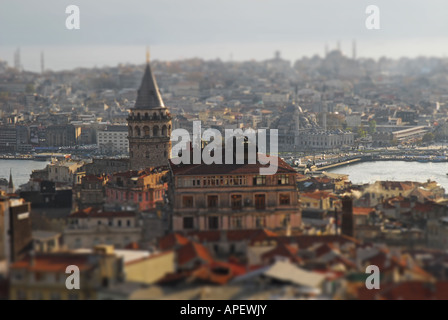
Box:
(279, 194, 290, 205)
(207, 195, 218, 208)
(127, 220, 131, 227)
(183, 196, 194, 208)
(183, 217, 194, 229)
(208, 216, 219, 230)
(232, 217, 242, 229)
(231, 195, 242, 210)
(277, 175, 289, 185)
(118, 220, 122, 227)
(253, 175, 266, 185)
(255, 194, 266, 210)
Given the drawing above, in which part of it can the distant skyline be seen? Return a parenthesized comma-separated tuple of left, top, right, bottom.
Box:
(1, 0, 448, 72)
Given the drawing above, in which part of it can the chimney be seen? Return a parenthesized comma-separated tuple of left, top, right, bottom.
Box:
(341, 196, 354, 237)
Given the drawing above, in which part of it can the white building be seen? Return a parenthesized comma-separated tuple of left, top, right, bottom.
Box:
(97, 125, 129, 154)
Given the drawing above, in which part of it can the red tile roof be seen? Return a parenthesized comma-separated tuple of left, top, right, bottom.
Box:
(261, 243, 301, 264)
(10, 253, 95, 272)
(379, 281, 448, 300)
(269, 234, 361, 248)
(170, 154, 296, 176)
(300, 190, 334, 200)
(184, 229, 278, 243)
(176, 241, 213, 267)
(353, 207, 375, 216)
(82, 175, 106, 182)
(158, 233, 190, 251)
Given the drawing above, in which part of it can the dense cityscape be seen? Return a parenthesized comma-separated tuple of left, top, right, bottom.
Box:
(2, 44, 448, 301)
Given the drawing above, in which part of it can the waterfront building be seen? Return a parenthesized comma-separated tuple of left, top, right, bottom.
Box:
(45, 125, 81, 147)
(97, 125, 129, 154)
(127, 56, 172, 170)
(299, 130, 355, 150)
(0, 125, 17, 152)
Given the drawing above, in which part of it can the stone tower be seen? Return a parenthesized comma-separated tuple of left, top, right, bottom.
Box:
(128, 57, 172, 170)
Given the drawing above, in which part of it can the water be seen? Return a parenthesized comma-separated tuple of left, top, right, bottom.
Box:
(2, 159, 448, 192)
(327, 161, 448, 191)
(0, 160, 49, 188)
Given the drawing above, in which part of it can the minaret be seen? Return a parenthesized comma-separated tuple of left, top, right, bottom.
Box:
(8, 169, 14, 194)
(41, 51, 45, 74)
(14, 48, 21, 72)
(127, 48, 172, 170)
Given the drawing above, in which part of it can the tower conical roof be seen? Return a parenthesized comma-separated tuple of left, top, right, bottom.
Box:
(134, 63, 165, 109)
(8, 169, 13, 189)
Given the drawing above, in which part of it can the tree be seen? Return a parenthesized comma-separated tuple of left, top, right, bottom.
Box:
(357, 125, 367, 138)
(368, 120, 376, 135)
(422, 132, 435, 143)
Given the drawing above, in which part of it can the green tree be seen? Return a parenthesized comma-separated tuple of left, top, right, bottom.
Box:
(357, 125, 367, 138)
(368, 120, 376, 135)
(422, 132, 435, 143)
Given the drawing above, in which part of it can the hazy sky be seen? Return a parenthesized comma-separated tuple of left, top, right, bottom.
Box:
(1, 0, 448, 71)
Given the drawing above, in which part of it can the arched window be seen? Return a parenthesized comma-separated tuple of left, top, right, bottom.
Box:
(153, 126, 159, 136)
(153, 112, 157, 119)
(137, 113, 141, 119)
(162, 125, 167, 136)
(129, 126, 133, 137)
(144, 112, 148, 119)
(135, 126, 141, 137)
(143, 126, 150, 137)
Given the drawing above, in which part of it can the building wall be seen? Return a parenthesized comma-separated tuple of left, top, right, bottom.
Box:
(172, 172, 300, 231)
(63, 216, 141, 249)
(125, 251, 175, 284)
(97, 127, 129, 154)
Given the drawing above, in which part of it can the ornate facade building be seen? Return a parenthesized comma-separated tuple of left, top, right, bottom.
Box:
(127, 60, 172, 170)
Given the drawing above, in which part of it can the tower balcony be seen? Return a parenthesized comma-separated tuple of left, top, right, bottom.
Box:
(127, 114, 172, 122)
